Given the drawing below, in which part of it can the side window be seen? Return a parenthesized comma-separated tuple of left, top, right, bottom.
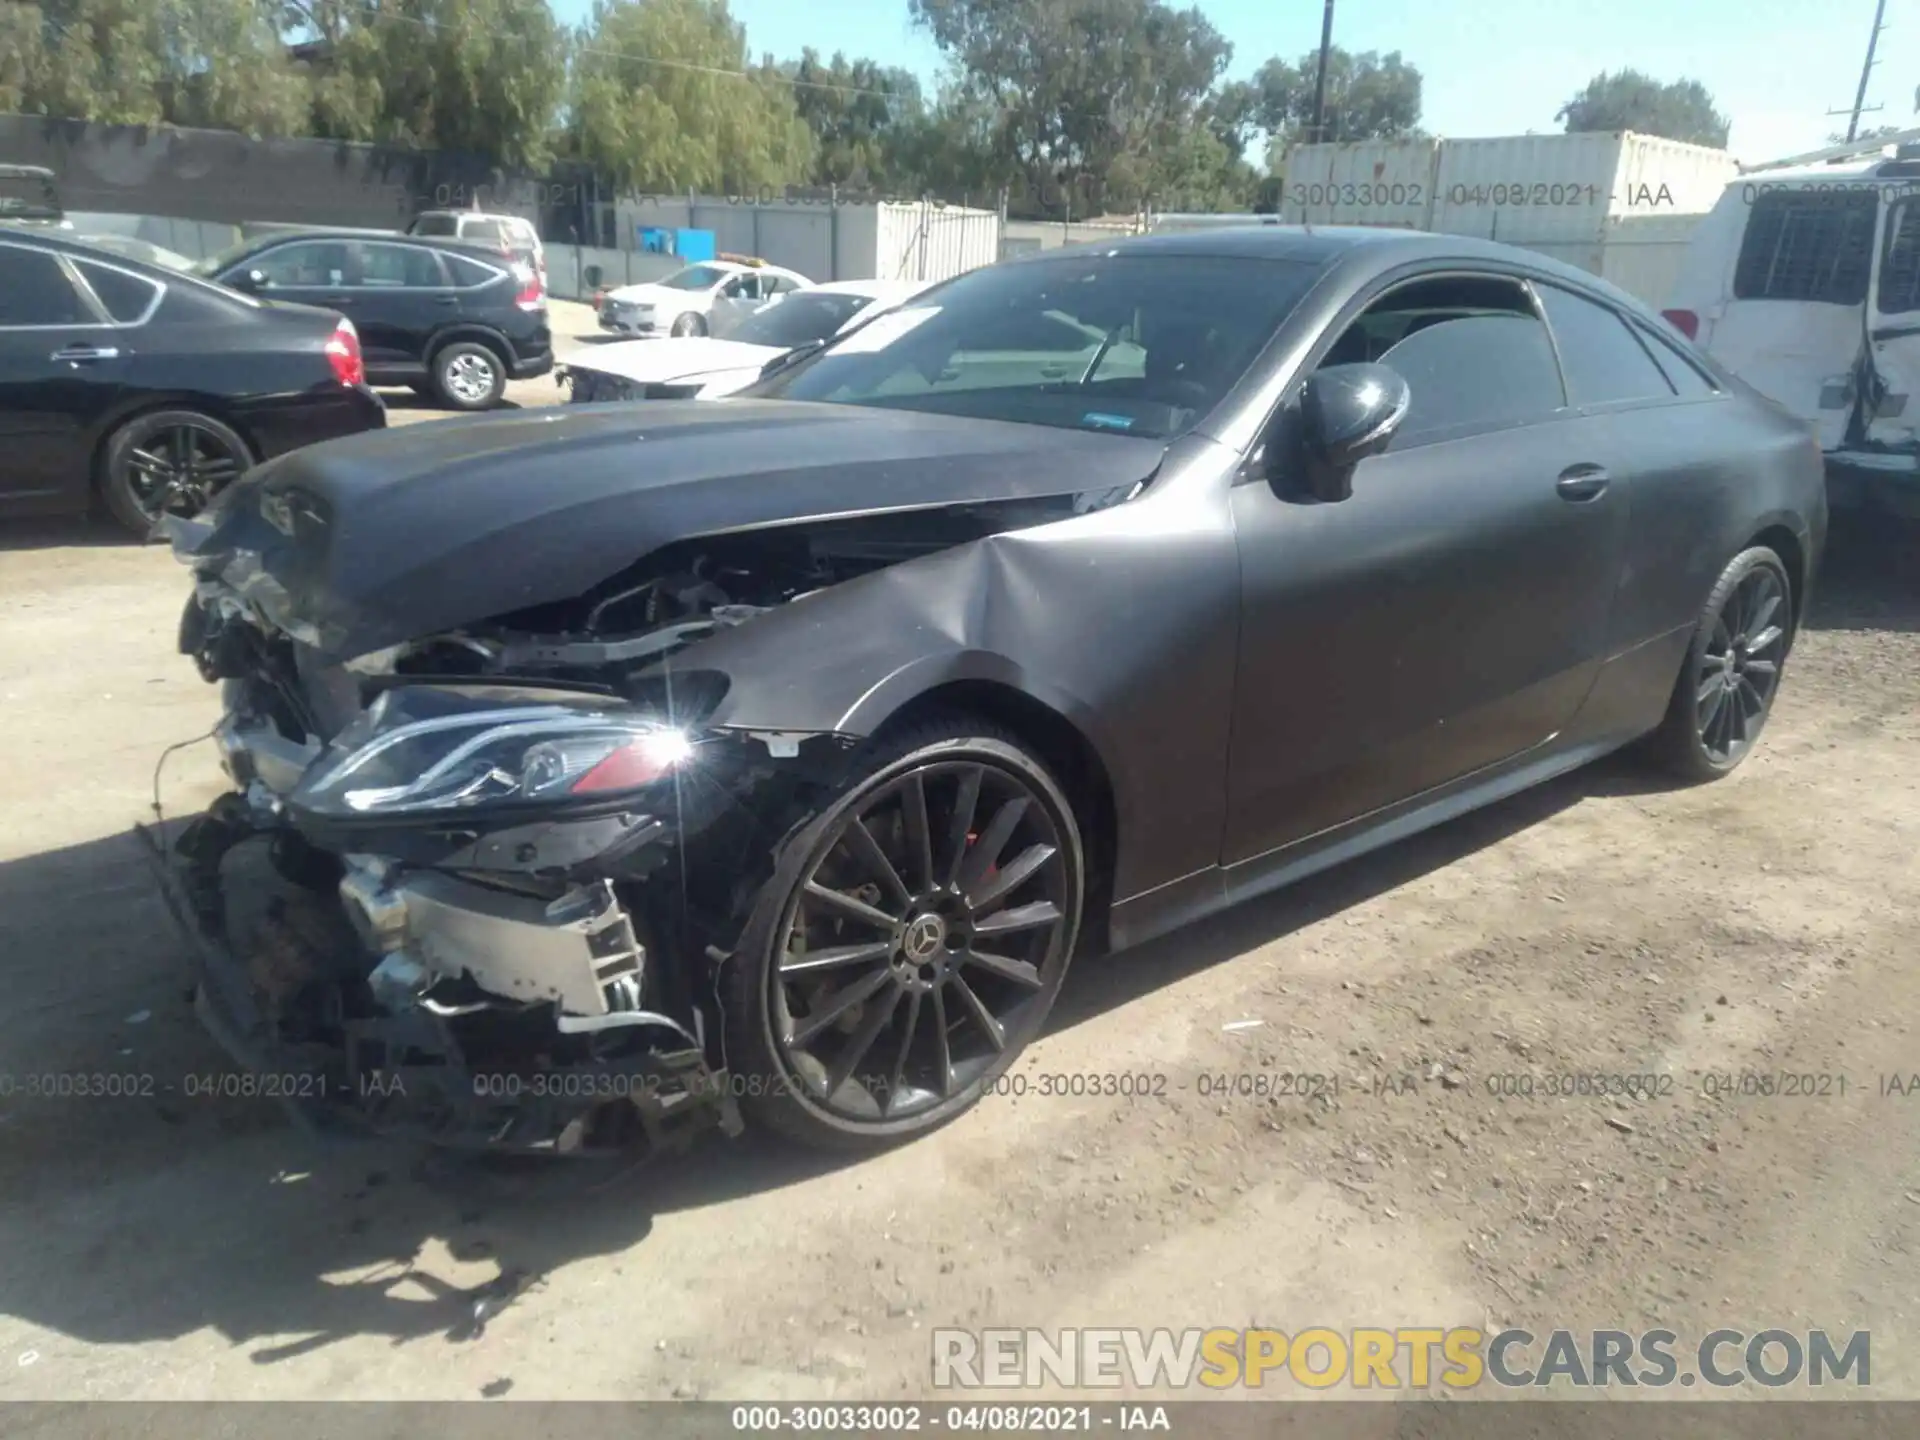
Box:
(0, 246, 95, 326)
(1878, 201, 1920, 314)
(444, 254, 503, 287)
(1536, 284, 1675, 406)
(1733, 189, 1875, 304)
(248, 241, 352, 288)
(1633, 324, 1720, 397)
(1319, 275, 1565, 447)
(357, 243, 446, 288)
(71, 258, 163, 323)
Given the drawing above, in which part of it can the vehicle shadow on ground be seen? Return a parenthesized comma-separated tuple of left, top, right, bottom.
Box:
(1804, 511, 1920, 634)
(375, 390, 525, 415)
(0, 515, 144, 552)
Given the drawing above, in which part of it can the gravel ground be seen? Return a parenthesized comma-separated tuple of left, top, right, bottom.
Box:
(0, 458, 1915, 1404)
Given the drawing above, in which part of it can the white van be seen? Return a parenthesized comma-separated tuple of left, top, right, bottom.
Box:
(1665, 145, 1920, 511)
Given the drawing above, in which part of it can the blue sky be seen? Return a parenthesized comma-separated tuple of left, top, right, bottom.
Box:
(550, 0, 1917, 166)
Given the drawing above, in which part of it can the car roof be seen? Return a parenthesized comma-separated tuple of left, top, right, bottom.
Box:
(1730, 158, 1920, 186)
(233, 229, 516, 260)
(0, 164, 56, 179)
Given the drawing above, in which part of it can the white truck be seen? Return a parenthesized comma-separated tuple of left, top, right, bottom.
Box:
(1664, 129, 1920, 515)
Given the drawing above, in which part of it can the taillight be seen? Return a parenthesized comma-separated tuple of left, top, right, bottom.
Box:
(512, 262, 545, 312)
(324, 318, 364, 386)
(1661, 308, 1699, 340)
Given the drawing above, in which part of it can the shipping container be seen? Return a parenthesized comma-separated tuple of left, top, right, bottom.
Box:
(1272, 132, 1739, 304)
(613, 194, 1000, 284)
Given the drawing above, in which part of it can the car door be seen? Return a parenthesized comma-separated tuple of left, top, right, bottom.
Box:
(0, 238, 128, 505)
(224, 238, 356, 311)
(1695, 186, 1876, 450)
(1222, 270, 1631, 866)
(1860, 191, 1920, 454)
(349, 241, 454, 373)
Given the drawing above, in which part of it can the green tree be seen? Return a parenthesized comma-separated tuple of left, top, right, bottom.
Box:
(0, 0, 310, 134)
(1557, 69, 1730, 148)
(781, 48, 925, 189)
(287, 0, 567, 168)
(1246, 47, 1424, 148)
(909, 0, 1236, 217)
(566, 0, 814, 194)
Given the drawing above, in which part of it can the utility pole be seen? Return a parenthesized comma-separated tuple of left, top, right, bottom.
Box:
(1839, 0, 1890, 142)
(1307, 0, 1335, 145)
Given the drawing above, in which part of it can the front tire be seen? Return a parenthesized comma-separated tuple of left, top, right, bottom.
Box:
(1641, 545, 1794, 782)
(670, 311, 706, 338)
(431, 340, 507, 410)
(723, 718, 1084, 1152)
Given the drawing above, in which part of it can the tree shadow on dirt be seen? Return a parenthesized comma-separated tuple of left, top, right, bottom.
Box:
(0, 515, 143, 552)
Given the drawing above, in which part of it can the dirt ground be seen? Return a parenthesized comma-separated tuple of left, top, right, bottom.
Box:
(0, 416, 1916, 1405)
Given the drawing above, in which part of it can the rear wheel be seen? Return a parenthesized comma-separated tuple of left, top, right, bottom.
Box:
(99, 409, 253, 534)
(1641, 546, 1794, 782)
(723, 718, 1084, 1151)
(431, 340, 507, 410)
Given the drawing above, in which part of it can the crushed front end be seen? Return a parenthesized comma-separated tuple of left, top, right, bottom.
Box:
(143, 533, 873, 1157)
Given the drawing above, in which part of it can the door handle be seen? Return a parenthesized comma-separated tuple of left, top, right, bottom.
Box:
(1555, 464, 1610, 502)
(433, 295, 459, 306)
(322, 294, 353, 305)
(50, 344, 119, 363)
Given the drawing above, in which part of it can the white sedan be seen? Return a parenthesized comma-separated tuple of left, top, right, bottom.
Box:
(597, 259, 814, 338)
(564, 280, 931, 402)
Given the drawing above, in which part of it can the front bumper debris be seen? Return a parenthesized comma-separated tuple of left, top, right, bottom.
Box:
(134, 808, 742, 1157)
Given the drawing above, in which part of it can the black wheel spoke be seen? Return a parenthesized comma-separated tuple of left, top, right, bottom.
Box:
(948, 973, 1006, 1052)
(843, 817, 913, 913)
(803, 879, 901, 931)
(942, 764, 983, 888)
(968, 841, 1055, 913)
(1743, 657, 1777, 679)
(899, 772, 935, 893)
(930, 986, 954, 1096)
(779, 939, 894, 976)
(790, 966, 894, 1048)
(1746, 624, 1783, 656)
(973, 899, 1062, 938)
(1747, 591, 1781, 641)
(824, 981, 903, 1099)
(963, 947, 1044, 989)
(885, 991, 924, 1112)
(955, 796, 1028, 896)
(1696, 673, 1723, 706)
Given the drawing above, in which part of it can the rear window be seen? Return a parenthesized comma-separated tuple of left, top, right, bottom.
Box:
(71, 258, 163, 323)
(445, 253, 503, 287)
(410, 214, 460, 237)
(461, 218, 507, 244)
(1733, 188, 1876, 305)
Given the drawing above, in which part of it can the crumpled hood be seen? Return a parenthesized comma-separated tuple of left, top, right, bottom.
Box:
(177, 399, 1165, 661)
(567, 335, 783, 385)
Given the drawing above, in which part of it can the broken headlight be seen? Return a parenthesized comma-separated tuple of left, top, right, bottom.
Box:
(289, 684, 694, 818)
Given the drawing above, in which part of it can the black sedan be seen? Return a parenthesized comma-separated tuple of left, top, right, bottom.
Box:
(152, 227, 1825, 1161)
(0, 229, 384, 533)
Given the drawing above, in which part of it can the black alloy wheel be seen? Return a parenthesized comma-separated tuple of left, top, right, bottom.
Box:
(1644, 545, 1794, 781)
(726, 722, 1084, 1150)
(101, 409, 252, 534)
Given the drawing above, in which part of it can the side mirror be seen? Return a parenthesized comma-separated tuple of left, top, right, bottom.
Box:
(229, 268, 267, 292)
(1295, 362, 1411, 502)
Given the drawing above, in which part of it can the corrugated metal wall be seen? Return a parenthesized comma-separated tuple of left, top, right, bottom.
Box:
(875, 203, 1001, 281)
(1430, 133, 1628, 243)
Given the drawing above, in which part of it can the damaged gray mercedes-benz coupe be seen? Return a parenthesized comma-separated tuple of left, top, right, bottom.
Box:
(147, 226, 1827, 1160)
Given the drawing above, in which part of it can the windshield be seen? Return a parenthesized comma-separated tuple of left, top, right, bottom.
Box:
(759, 253, 1321, 438)
(730, 291, 877, 349)
(657, 263, 731, 292)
